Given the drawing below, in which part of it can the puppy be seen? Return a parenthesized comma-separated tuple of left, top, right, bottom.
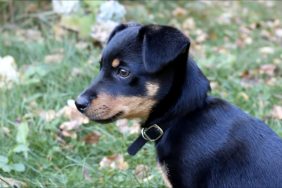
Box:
(75, 23, 282, 187)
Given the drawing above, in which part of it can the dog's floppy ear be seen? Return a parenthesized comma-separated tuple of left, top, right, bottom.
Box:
(107, 24, 127, 43)
(139, 25, 190, 73)
(108, 22, 141, 43)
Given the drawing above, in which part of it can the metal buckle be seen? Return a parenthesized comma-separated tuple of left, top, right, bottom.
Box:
(141, 124, 163, 142)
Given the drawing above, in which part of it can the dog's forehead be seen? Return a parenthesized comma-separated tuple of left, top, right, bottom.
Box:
(102, 26, 142, 63)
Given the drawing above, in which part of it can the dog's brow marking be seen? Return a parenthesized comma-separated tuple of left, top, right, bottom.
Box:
(112, 58, 120, 68)
(146, 82, 159, 96)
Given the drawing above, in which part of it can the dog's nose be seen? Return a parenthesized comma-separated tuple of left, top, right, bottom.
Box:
(75, 96, 89, 113)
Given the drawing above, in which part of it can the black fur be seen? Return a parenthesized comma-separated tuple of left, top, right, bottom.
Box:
(76, 23, 282, 187)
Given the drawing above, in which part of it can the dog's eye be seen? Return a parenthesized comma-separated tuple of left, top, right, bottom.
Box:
(117, 68, 130, 78)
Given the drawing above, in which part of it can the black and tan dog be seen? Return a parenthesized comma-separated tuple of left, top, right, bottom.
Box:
(75, 23, 282, 187)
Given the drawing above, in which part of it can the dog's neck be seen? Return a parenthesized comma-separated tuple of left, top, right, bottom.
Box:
(144, 56, 210, 129)
(128, 56, 210, 156)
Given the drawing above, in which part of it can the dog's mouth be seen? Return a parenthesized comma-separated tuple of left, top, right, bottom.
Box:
(91, 111, 123, 124)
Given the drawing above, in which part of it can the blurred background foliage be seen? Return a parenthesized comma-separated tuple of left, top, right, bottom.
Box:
(0, 0, 282, 187)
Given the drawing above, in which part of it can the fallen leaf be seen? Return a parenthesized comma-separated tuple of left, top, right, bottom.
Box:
(16, 29, 43, 42)
(0, 176, 27, 188)
(44, 53, 64, 64)
(271, 106, 282, 120)
(75, 42, 89, 50)
(99, 154, 128, 170)
(217, 12, 233, 25)
(275, 28, 282, 38)
(60, 120, 81, 131)
(182, 18, 195, 30)
(260, 30, 272, 40)
(58, 99, 89, 124)
(116, 119, 140, 135)
(210, 81, 219, 90)
(39, 110, 56, 122)
(172, 7, 187, 17)
(59, 121, 80, 139)
(238, 92, 249, 101)
(25, 3, 38, 13)
(71, 68, 83, 77)
(259, 64, 277, 76)
(0, 56, 19, 88)
(195, 29, 208, 43)
(58, 99, 89, 139)
(53, 26, 64, 39)
(134, 164, 150, 181)
(82, 165, 92, 181)
(83, 131, 101, 144)
(259, 47, 274, 55)
(1, 127, 10, 136)
(91, 20, 118, 45)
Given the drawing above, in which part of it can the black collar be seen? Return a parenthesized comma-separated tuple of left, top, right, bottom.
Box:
(127, 123, 164, 155)
(127, 108, 175, 156)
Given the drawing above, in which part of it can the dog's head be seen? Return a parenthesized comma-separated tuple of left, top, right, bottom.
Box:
(75, 23, 210, 123)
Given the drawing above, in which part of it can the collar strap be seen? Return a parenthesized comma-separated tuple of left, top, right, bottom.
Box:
(128, 124, 163, 156)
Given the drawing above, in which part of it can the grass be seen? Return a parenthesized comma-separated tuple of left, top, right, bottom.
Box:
(0, 1, 282, 187)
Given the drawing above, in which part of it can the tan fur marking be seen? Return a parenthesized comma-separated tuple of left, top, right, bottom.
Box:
(158, 162, 172, 188)
(85, 93, 156, 120)
(146, 82, 159, 96)
(112, 59, 120, 68)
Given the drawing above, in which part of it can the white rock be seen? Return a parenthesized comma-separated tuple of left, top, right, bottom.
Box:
(52, 0, 80, 15)
(97, 1, 126, 22)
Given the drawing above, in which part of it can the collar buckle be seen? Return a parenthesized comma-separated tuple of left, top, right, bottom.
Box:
(141, 124, 163, 142)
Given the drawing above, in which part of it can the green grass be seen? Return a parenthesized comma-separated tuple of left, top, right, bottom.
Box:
(1, 1, 282, 187)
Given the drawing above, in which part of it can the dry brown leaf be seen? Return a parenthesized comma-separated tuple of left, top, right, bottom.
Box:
(25, 3, 38, 13)
(39, 110, 56, 122)
(82, 165, 92, 181)
(57, 99, 89, 139)
(134, 164, 150, 181)
(91, 21, 118, 45)
(58, 99, 89, 124)
(271, 106, 282, 120)
(275, 28, 282, 38)
(217, 12, 233, 25)
(238, 92, 249, 101)
(195, 29, 207, 43)
(75, 42, 89, 50)
(259, 64, 277, 76)
(16, 29, 43, 42)
(59, 121, 80, 139)
(71, 68, 83, 77)
(172, 7, 187, 17)
(0, 176, 27, 188)
(60, 121, 81, 131)
(259, 47, 274, 55)
(210, 81, 219, 90)
(53, 24, 69, 40)
(116, 119, 140, 135)
(182, 18, 195, 30)
(44, 53, 64, 64)
(99, 154, 128, 170)
(83, 131, 101, 144)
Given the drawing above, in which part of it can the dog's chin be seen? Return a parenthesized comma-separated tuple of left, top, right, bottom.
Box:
(89, 111, 123, 124)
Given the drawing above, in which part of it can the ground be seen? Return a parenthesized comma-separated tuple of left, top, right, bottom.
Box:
(0, 1, 282, 187)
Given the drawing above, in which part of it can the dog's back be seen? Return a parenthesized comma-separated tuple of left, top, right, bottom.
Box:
(157, 96, 282, 187)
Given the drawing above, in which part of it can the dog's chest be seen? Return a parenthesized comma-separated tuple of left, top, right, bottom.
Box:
(157, 162, 172, 188)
